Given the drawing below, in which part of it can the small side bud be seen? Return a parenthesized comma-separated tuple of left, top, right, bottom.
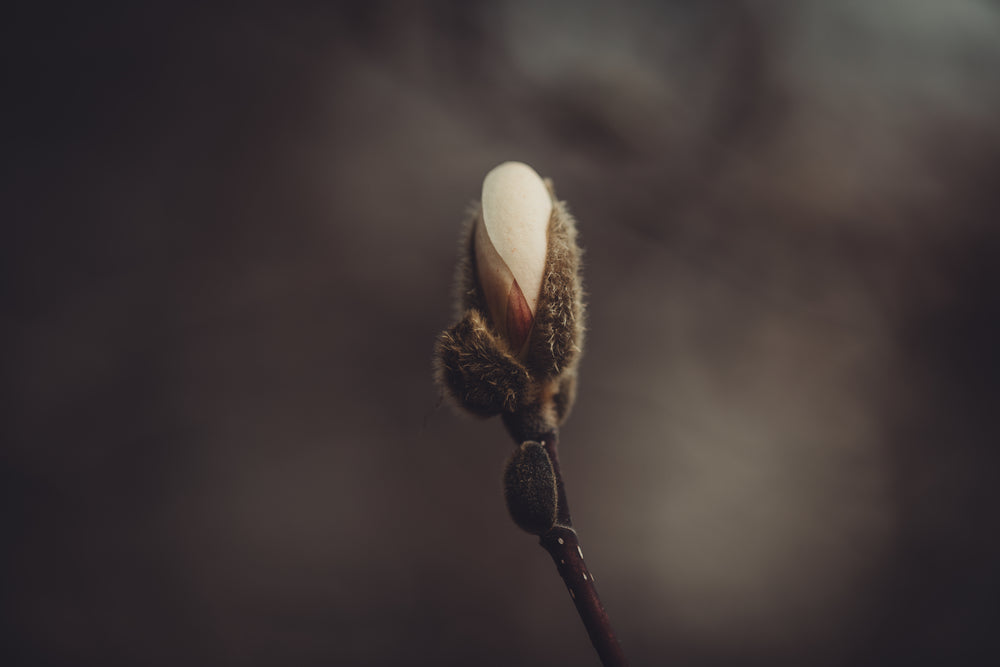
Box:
(503, 441, 558, 535)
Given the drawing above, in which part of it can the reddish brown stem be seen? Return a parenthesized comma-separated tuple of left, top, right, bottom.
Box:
(538, 433, 628, 667)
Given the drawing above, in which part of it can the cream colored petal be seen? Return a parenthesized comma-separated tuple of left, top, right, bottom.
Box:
(480, 161, 551, 315)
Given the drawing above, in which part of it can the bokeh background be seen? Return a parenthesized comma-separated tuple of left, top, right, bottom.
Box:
(5, 2, 1000, 665)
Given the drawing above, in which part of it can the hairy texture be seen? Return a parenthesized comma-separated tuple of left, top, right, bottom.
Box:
(503, 441, 558, 535)
(435, 178, 585, 429)
(453, 204, 488, 317)
(526, 179, 586, 383)
(435, 309, 532, 416)
(552, 371, 578, 424)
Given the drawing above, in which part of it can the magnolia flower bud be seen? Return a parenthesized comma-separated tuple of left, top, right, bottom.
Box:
(475, 162, 552, 356)
(435, 161, 585, 439)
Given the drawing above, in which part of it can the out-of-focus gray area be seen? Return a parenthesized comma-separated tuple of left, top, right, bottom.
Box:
(5, 2, 999, 665)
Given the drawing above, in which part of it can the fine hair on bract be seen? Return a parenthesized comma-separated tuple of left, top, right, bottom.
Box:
(434, 177, 586, 442)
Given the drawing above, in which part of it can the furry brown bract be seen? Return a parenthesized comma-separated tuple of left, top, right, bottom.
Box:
(434, 178, 585, 437)
(436, 310, 531, 416)
(531, 179, 586, 382)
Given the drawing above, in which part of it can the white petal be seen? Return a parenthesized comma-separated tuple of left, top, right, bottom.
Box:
(481, 162, 551, 315)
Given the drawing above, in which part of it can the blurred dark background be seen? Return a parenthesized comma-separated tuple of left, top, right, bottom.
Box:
(4, 2, 999, 665)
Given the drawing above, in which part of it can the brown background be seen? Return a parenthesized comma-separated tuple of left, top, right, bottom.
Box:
(5, 2, 1000, 665)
